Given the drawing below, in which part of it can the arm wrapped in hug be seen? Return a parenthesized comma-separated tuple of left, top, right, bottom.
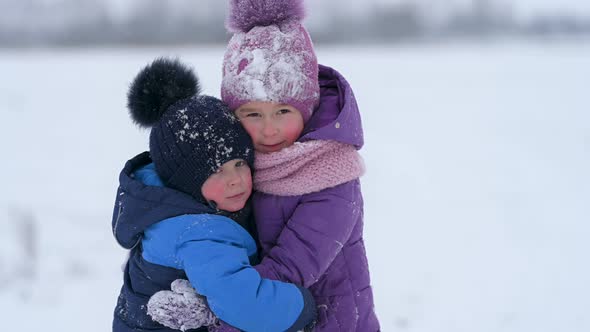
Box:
(144, 214, 316, 331)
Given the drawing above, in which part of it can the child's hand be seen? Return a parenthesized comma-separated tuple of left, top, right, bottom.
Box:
(147, 279, 217, 331)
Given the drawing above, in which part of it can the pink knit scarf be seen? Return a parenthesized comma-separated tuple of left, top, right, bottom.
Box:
(253, 140, 365, 196)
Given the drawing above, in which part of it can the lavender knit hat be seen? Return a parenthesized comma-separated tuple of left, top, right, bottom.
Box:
(221, 0, 320, 123)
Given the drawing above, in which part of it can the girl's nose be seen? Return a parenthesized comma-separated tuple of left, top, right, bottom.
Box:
(261, 120, 278, 137)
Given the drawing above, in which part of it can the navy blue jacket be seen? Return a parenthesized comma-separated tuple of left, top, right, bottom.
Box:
(112, 152, 316, 332)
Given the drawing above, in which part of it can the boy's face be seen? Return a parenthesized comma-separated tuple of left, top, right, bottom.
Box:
(201, 159, 252, 212)
(235, 101, 304, 153)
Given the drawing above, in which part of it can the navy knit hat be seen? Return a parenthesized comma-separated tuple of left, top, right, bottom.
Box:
(127, 58, 254, 203)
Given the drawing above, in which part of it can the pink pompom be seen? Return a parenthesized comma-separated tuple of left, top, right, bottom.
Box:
(227, 0, 306, 32)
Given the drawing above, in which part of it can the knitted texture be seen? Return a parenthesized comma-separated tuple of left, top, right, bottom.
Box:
(221, 0, 319, 122)
(147, 279, 217, 331)
(254, 140, 365, 196)
(150, 96, 254, 203)
(128, 58, 254, 204)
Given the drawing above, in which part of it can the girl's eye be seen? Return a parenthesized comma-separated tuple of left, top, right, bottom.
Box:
(278, 109, 291, 115)
(235, 160, 245, 167)
(245, 113, 260, 118)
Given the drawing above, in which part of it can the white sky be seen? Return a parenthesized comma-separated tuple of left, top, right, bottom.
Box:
(374, 0, 590, 17)
(103, 0, 590, 13)
(41, 0, 590, 20)
(511, 0, 590, 18)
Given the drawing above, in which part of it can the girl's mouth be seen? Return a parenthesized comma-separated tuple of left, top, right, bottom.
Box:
(260, 142, 284, 150)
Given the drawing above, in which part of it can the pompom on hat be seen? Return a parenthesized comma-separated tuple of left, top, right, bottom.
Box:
(221, 0, 319, 123)
(128, 58, 254, 203)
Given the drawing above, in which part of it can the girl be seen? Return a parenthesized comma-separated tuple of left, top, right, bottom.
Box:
(220, 0, 381, 330)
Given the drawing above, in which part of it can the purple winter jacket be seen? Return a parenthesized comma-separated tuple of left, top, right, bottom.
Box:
(252, 65, 380, 331)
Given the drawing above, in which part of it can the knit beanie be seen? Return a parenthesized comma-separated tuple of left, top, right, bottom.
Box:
(127, 58, 254, 203)
(221, 0, 320, 123)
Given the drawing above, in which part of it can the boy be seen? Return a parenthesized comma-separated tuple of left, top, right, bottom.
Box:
(112, 58, 316, 332)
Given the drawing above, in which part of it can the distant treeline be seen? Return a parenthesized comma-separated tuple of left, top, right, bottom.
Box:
(1, 0, 589, 47)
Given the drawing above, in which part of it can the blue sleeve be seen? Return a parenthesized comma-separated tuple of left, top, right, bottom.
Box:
(143, 214, 316, 332)
(142, 214, 257, 267)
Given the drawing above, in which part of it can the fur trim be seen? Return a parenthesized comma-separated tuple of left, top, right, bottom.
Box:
(127, 58, 200, 128)
(226, 0, 305, 33)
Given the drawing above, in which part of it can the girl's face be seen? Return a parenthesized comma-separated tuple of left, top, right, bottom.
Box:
(235, 101, 304, 153)
(201, 159, 252, 212)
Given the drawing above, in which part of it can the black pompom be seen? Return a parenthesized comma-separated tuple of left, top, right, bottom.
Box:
(127, 57, 201, 127)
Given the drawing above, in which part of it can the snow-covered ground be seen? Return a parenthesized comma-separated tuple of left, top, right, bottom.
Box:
(1, 42, 589, 331)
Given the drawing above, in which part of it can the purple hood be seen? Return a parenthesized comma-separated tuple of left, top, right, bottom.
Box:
(251, 65, 380, 331)
(301, 64, 364, 149)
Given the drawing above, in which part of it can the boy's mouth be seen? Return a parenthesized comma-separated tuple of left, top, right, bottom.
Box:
(226, 192, 246, 200)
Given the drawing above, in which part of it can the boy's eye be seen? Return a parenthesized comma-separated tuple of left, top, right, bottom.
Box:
(278, 109, 291, 114)
(245, 112, 260, 118)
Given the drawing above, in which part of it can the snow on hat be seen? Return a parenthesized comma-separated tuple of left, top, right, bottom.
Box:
(128, 58, 254, 203)
(221, 0, 320, 123)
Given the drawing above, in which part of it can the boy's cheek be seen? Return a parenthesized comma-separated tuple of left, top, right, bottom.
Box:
(201, 182, 224, 202)
(243, 177, 253, 193)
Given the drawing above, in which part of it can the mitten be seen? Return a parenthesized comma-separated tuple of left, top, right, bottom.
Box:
(147, 279, 218, 331)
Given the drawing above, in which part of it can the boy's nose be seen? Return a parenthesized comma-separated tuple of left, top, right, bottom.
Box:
(226, 172, 242, 186)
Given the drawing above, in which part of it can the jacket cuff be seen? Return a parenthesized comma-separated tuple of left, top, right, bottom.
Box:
(285, 286, 317, 332)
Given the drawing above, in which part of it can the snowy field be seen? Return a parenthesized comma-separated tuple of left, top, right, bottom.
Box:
(1, 42, 589, 331)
